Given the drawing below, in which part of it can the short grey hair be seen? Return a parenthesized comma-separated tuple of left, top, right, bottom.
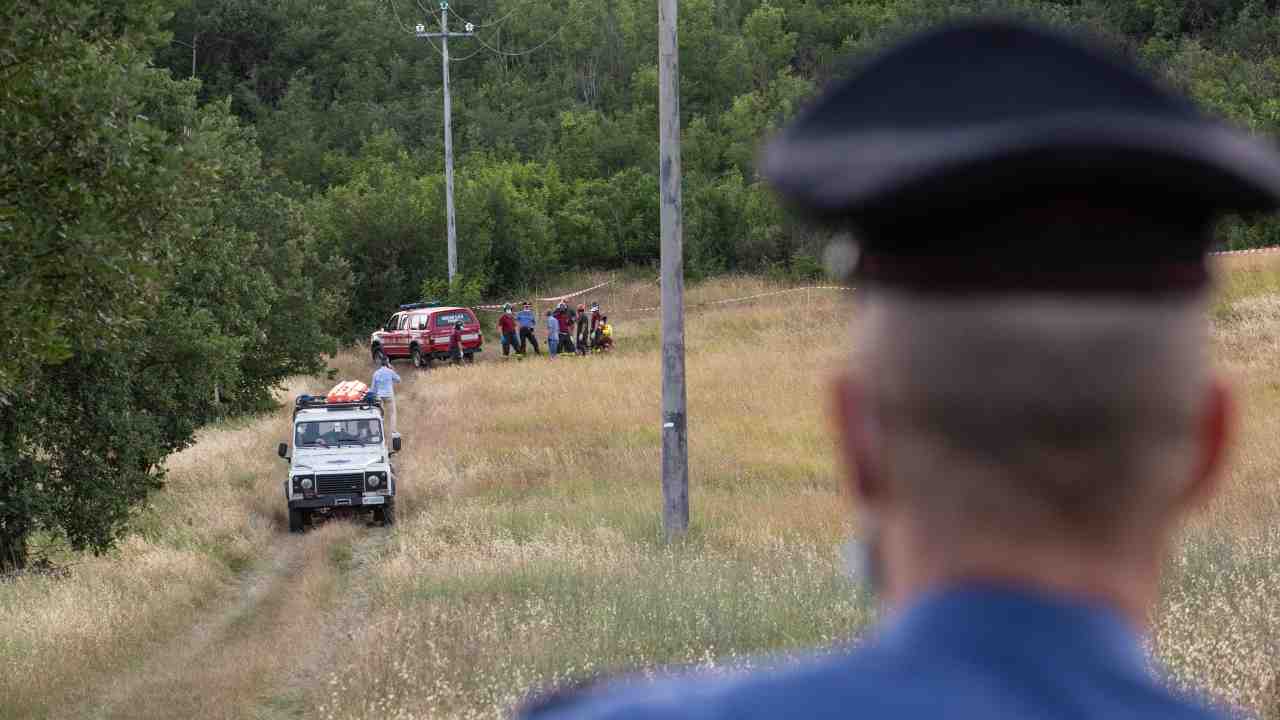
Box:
(851, 291, 1210, 545)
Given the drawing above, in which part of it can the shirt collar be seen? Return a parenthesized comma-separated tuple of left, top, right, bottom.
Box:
(879, 583, 1150, 677)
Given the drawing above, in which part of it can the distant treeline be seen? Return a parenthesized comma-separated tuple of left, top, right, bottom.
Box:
(5, 0, 1280, 570)
(157, 0, 1280, 331)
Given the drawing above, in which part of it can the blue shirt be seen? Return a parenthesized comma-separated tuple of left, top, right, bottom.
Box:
(520, 585, 1224, 720)
(518, 310, 537, 329)
(371, 366, 400, 398)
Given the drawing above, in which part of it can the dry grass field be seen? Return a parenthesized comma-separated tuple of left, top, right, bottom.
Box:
(2, 262, 1279, 719)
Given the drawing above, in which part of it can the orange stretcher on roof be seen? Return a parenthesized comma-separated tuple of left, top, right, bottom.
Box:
(326, 380, 369, 403)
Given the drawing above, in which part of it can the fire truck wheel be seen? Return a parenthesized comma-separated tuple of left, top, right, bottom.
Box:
(288, 508, 306, 533)
(411, 346, 425, 369)
(379, 502, 396, 527)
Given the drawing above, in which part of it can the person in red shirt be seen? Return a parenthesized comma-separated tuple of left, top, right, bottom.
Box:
(497, 304, 519, 357)
(574, 303, 591, 355)
(553, 301, 575, 354)
(589, 302, 602, 351)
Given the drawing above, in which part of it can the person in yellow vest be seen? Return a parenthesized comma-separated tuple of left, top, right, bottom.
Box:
(594, 316, 613, 352)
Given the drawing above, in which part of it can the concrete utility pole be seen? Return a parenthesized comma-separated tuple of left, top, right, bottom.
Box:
(416, 3, 474, 283)
(658, 0, 689, 540)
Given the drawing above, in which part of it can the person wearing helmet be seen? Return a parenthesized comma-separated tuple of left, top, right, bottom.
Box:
(498, 304, 520, 358)
(575, 303, 591, 356)
(596, 315, 613, 352)
(589, 302, 603, 351)
(554, 301, 575, 355)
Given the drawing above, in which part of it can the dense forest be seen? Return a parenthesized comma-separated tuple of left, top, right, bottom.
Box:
(156, 0, 1280, 331)
(5, 0, 1280, 569)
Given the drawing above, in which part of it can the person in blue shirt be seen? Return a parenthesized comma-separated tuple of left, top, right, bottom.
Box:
(519, 19, 1280, 720)
(371, 358, 401, 434)
(545, 310, 560, 358)
(518, 302, 541, 356)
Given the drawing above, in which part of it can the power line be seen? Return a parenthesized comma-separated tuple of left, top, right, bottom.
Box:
(448, 0, 538, 30)
(386, 0, 422, 34)
(450, 46, 485, 62)
(471, 24, 563, 57)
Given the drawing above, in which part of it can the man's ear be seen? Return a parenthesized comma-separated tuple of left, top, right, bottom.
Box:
(1181, 375, 1234, 512)
(832, 373, 885, 507)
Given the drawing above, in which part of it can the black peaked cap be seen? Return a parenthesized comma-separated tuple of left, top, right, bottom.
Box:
(762, 20, 1280, 293)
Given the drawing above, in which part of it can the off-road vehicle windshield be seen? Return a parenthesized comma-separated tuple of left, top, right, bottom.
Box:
(294, 419, 384, 448)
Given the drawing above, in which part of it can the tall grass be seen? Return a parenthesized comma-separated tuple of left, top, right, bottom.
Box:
(0, 379, 307, 717)
(3, 268, 1279, 719)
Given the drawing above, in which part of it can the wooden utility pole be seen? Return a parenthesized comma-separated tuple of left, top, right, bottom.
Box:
(658, 0, 689, 540)
(417, 3, 473, 283)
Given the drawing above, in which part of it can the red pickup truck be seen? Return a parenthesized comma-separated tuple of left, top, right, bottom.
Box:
(370, 303, 484, 368)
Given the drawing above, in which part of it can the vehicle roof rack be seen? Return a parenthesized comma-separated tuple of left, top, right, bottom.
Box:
(292, 394, 383, 418)
(399, 300, 441, 311)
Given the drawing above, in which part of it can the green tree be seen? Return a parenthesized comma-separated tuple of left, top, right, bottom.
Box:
(1, 0, 347, 571)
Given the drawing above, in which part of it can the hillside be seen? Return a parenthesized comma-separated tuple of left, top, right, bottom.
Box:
(14, 1, 1280, 577)
(2, 267, 1279, 719)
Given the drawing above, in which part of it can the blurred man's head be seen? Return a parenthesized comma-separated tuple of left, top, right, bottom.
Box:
(832, 288, 1231, 623)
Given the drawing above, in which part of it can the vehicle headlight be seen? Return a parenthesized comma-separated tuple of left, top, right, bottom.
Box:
(365, 472, 383, 489)
(301, 477, 313, 490)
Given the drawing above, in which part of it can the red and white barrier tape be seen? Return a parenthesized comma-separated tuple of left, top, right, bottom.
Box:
(1210, 246, 1280, 256)
(476, 278, 616, 311)
(474, 247, 1280, 312)
(613, 285, 854, 315)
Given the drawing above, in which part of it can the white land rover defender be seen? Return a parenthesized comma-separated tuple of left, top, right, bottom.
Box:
(277, 394, 401, 532)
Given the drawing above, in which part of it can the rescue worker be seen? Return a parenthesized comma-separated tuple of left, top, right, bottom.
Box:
(589, 302, 602, 351)
(518, 301, 541, 355)
(575, 303, 591, 356)
(554, 301, 575, 355)
(546, 310, 560, 357)
(592, 315, 612, 353)
(498, 304, 520, 357)
(519, 19, 1280, 720)
(371, 357, 400, 435)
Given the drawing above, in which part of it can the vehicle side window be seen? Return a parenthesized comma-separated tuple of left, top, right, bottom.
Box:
(465, 310, 477, 325)
(385, 313, 400, 331)
(435, 311, 469, 327)
(412, 314, 426, 330)
(398, 315, 411, 330)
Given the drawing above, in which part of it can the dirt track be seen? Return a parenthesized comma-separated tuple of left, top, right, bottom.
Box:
(75, 524, 377, 720)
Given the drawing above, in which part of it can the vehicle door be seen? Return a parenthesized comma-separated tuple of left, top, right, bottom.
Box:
(409, 312, 429, 351)
(430, 311, 456, 353)
(459, 310, 482, 350)
(383, 312, 407, 357)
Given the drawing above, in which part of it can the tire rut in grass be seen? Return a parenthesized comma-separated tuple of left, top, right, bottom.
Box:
(78, 524, 373, 720)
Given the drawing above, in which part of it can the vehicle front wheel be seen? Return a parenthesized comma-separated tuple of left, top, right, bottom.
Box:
(411, 346, 425, 369)
(380, 502, 396, 527)
(288, 508, 306, 533)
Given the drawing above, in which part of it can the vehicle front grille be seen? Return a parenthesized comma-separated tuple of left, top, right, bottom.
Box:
(316, 472, 363, 495)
